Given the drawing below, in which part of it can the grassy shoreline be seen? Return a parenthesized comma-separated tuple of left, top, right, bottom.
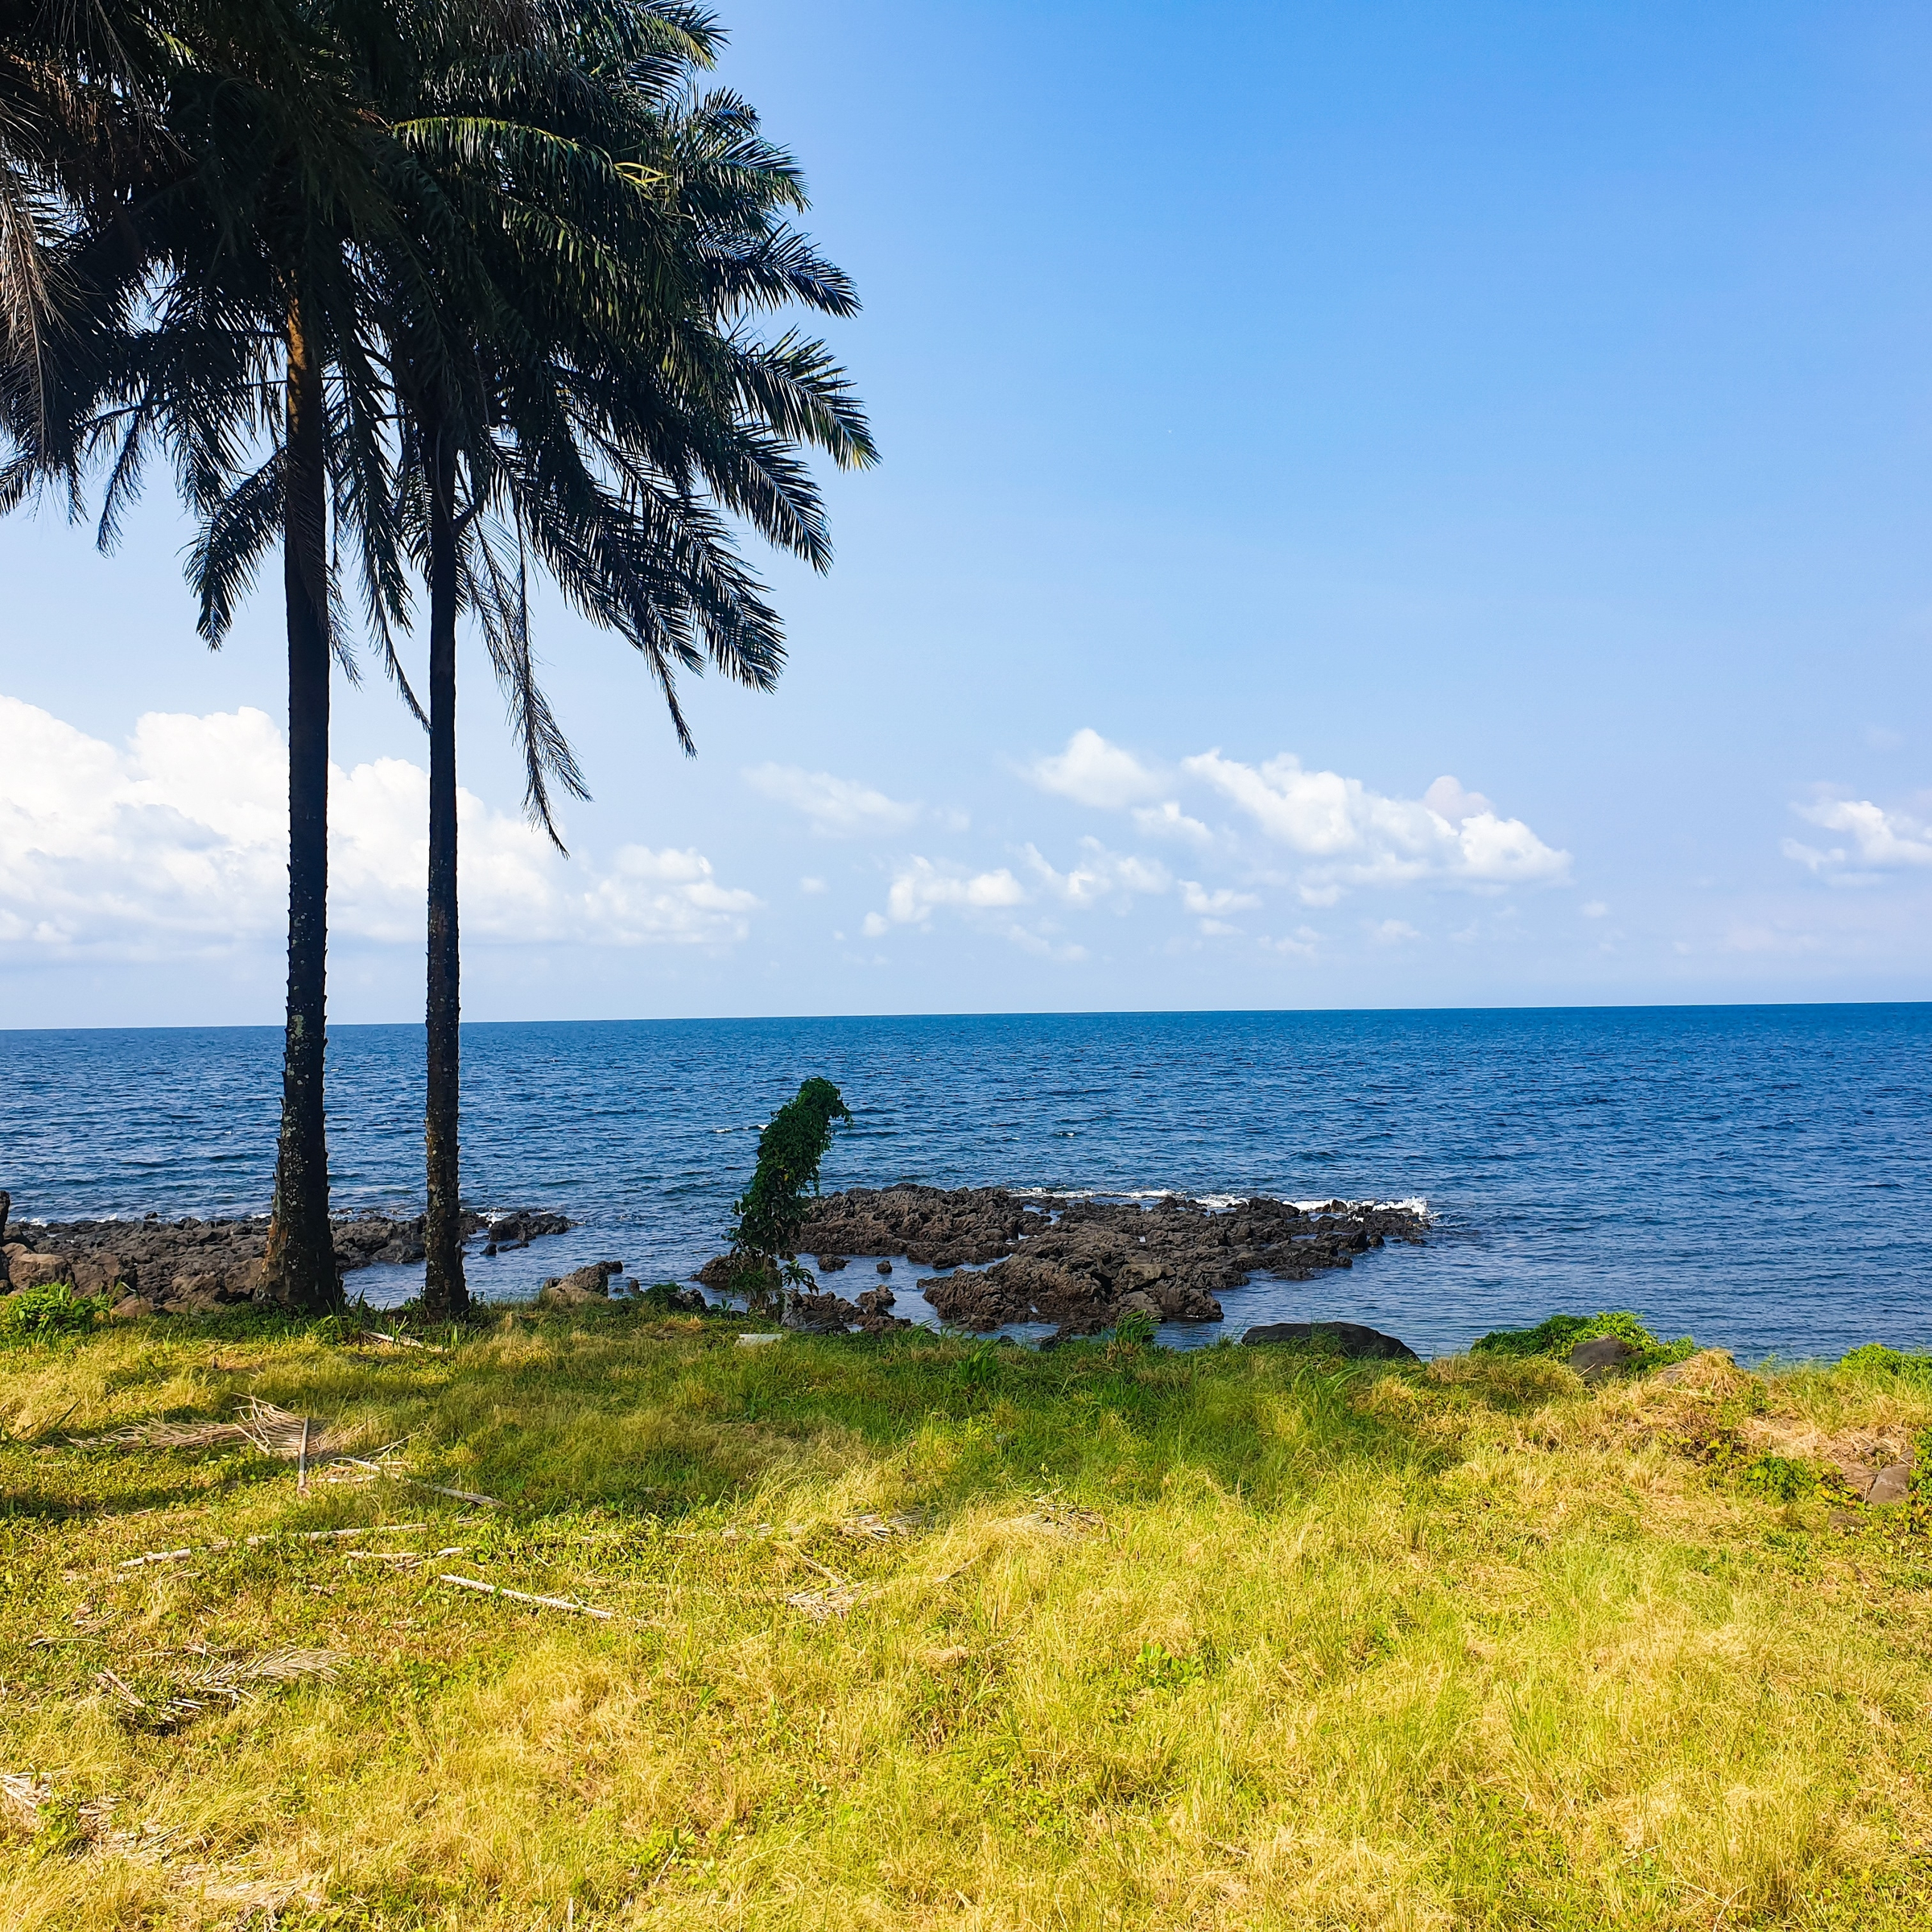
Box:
(3, 1308, 1932, 1928)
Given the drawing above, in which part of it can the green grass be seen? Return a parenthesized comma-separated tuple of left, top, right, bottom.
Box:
(3, 1307, 1932, 1929)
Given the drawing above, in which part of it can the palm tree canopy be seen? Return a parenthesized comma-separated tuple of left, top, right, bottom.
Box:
(368, 0, 877, 834)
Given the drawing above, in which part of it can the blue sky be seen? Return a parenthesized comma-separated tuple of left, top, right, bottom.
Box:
(3, 0, 1930, 1025)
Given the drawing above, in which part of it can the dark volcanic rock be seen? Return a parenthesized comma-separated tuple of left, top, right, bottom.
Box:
(1569, 1335, 1639, 1384)
(1241, 1321, 1419, 1361)
(486, 1209, 573, 1247)
(538, 1260, 623, 1307)
(783, 1290, 856, 1332)
(689, 1186, 1425, 1340)
(1868, 1462, 1913, 1507)
(695, 1253, 779, 1295)
(0, 1201, 569, 1315)
(794, 1185, 1426, 1335)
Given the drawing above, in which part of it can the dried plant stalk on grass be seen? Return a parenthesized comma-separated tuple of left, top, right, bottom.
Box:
(67, 1397, 324, 1459)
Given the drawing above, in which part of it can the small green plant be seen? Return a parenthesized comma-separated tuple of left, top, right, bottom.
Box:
(1738, 1453, 1818, 1503)
(1471, 1310, 1695, 1371)
(0, 1282, 108, 1342)
(35, 1790, 88, 1856)
(729, 1078, 853, 1310)
(1113, 1309, 1158, 1348)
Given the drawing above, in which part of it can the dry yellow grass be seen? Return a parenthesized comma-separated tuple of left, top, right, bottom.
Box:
(2, 1309, 1930, 1929)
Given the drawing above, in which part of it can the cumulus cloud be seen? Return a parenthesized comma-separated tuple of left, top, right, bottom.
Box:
(1131, 799, 1214, 845)
(1422, 775, 1495, 823)
(1261, 927, 1321, 957)
(1183, 749, 1569, 895)
(1024, 840, 1170, 908)
(1785, 792, 1932, 881)
(1026, 728, 1568, 906)
(1030, 729, 1166, 808)
(877, 857, 1027, 928)
(1180, 881, 1260, 917)
(0, 696, 756, 956)
(743, 762, 921, 837)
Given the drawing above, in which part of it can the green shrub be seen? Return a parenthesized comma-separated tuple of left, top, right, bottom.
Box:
(1839, 1344, 1932, 1390)
(0, 1282, 108, 1342)
(1470, 1309, 1695, 1371)
(729, 1077, 853, 1305)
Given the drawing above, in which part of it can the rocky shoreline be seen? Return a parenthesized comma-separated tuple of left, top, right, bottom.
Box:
(699, 1184, 1429, 1345)
(1, 1179, 1430, 1350)
(0, 1191, 571, 1317)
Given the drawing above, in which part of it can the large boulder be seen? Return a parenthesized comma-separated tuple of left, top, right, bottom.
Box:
(164, 1265, 256, 1310)
(1241, 1321, 1418, 1361)
(3, 1248, 73, 1293)
(1569, 1335, 1640, 1385)
(782, 1290, 857, 1332)
(68, 1253, 134, 1296)
(537, 1260, 624, 1308)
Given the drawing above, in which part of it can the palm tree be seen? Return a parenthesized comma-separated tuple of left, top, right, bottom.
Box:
(0, 2, 169, 453)
(364, 1, 875, 1313)
(4, 2, 423, 1313)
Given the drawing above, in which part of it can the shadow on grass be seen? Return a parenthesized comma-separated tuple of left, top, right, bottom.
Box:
(0, 1308, 1496, 1527)
(306, 1311, 1461, 1521)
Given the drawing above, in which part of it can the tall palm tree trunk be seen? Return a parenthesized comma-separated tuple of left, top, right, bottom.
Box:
(422, 419, 468, 1317)
(259, 292, 340, 1313)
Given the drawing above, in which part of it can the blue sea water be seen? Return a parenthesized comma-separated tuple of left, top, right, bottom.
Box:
(0, 1005, 1926, 1361)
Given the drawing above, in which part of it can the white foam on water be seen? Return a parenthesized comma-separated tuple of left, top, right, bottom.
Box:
(1013, 1186, 1430, 1220)
(1018, 1187, 1181, 1203)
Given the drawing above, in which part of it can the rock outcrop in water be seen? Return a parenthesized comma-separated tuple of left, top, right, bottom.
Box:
(696, 1185, 1427, 1340)
(0, 1202, 571, 1315)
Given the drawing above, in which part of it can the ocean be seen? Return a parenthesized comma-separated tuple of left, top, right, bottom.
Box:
(2, 1005, 1926, 1360)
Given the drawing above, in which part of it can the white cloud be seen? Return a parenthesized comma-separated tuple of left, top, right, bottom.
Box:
(1180, 881, 1261, 918)
(1785, 793, 1932, 881)
(0, 695, 756, 956)
(799, 876, 827, 894)
(1004, 925, 1087, 962)
(0, 699, 288, 951)
(1183, 749, 1569, 894)
(1261, 927, 1322, 957)
(1030, 729, 1166, 809)
(1422, 775, 1495, 824)
(1025, 839, 1170, 909)
(580, 844, 759, 947)
(1131, 799, 1214, 845)
(879, 857, 1027, 927)
(1581, 899, 1609, 919)
(1371, 919, 1422, 944)
(1019, 726, 1567, 911)
(743, 762, 920, 837)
